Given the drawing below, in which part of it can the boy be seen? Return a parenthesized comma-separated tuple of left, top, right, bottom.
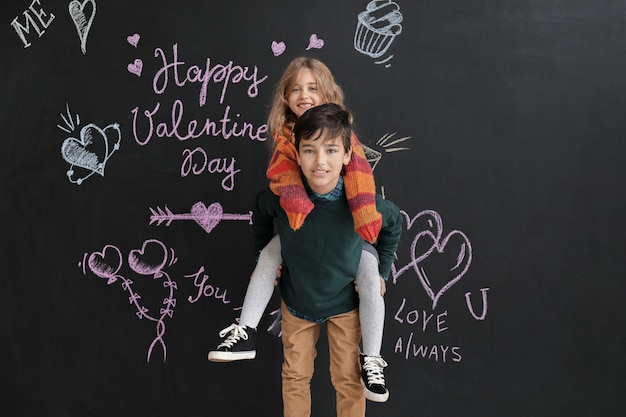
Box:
(251, 103, 402, 416)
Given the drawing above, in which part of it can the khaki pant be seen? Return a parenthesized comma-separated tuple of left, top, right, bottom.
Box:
(280, 301, 365, 417)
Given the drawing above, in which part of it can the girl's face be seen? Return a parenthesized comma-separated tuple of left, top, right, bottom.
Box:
(287, 69, 324, 118)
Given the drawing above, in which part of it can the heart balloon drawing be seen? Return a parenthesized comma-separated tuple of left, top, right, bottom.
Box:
(392, 210, 473, 310)
(87, 244, 123, 284)
(61, 122, 121, 185)
(128, 239, 170, 277)
(83, 239, 177, 362)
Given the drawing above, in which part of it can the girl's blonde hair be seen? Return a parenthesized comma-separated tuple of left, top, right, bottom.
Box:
(267, 57, 349, 144)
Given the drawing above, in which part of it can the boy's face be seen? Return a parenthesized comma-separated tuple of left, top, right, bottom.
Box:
(296, 132, 352, 195)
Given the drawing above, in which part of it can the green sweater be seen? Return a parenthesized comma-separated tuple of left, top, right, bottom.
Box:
(253, 187, 403, 319)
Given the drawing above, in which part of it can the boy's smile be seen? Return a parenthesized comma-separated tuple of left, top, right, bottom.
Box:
(297, 133, 352, 195)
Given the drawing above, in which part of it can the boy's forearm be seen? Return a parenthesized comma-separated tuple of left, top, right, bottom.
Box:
(375, 204, 404, 280)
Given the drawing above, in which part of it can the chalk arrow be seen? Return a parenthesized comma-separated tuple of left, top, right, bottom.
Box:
(149, 201, 252, 234)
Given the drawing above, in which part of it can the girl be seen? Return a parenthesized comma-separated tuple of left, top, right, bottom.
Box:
(208, 57, 390, 403)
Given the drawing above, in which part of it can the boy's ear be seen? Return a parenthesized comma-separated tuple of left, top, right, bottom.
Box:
(343, 147, 352, 165)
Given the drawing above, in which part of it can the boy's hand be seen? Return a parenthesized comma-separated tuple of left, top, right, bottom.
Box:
(250, 263, 282, 286)
(275, 263, 284, 286)
(379, 277, 386, 296)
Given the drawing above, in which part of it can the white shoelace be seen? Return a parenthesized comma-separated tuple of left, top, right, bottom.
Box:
(217, 324, 248, 349)
(362, 356, 388, 385)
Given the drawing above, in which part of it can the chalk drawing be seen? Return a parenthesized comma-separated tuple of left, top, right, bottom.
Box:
(391, 210, 472, 310)
(151, 43, 269, 106)
(465, 288, 489, 320)
(271, 40, 286, 56)
(149, 201, 253, 234)
(69, 0, 96, 54)
(127, 58, 143, 77)
(354, 0, 403, 67)
(363, 132, 411, 171)
(125, 32, 143, 76)
(10, 0, 56, 48)
(185, 266, 232, 305)
(305, 34, 324, 50)
(267, 308, 282, 337)
(58, 103, 121, 185)
(127, 33, 140, 47)
(81, 239, 178, 362)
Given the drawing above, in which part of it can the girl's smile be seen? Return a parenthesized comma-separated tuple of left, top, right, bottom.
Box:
(287, 69, 322, 118)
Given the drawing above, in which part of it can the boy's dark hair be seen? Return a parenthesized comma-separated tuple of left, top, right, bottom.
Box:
(293, 103, 352, 152)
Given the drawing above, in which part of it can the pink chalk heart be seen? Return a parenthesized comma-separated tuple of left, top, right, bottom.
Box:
(306, 34, 324, 50)
(88, 245, 123, 282)
(392, 210, 473, 309)
(61, 123, 110, 176)
(128, 239, 168, 276)
(271, 40, 286, 56)
(127, 59, 143, 76)
(191, 202, 223, 234)
(127, 33, 140, 47)
(410, 214, 472, 310)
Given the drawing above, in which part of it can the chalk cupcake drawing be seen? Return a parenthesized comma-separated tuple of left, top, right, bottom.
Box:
(58, 103, 121, 185)
(354, 0, 403, 67)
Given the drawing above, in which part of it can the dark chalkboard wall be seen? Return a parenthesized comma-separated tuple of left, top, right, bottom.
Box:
(2, 1, 625, 416)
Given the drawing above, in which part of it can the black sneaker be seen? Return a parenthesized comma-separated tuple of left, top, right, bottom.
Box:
(360, 354, 389, 402)
(208, 324, 257, 362)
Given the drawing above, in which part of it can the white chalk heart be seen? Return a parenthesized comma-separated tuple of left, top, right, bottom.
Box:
(61, 123, 111, 176)
(69, 0, 96, 54)
(191, 202, 223, 234)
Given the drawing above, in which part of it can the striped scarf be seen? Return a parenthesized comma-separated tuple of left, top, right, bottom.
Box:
(266, 125, 382, 243)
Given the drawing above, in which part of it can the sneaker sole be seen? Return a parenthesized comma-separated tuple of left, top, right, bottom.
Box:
(208, 350, 256, 362)
(361, 379, 390, 402)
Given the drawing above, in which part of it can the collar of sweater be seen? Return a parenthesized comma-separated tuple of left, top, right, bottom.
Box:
(302, 175, 344, 202)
